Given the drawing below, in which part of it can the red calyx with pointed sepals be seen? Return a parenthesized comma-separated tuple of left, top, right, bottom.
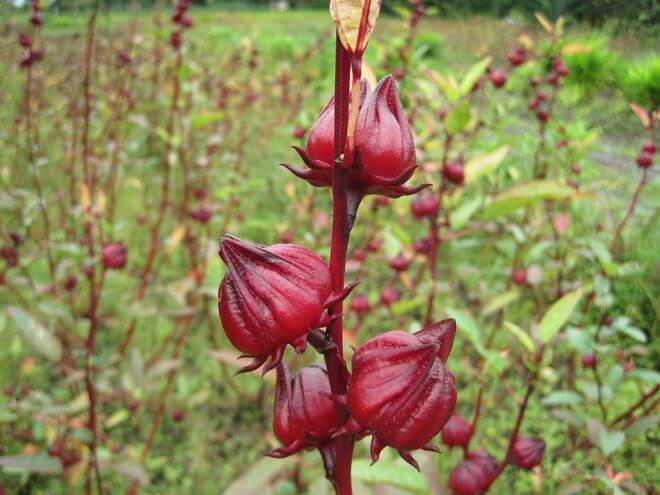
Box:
(511, 268, 527, 286)
(512, 436, 545, 470)
(219, 235, 348, 374)
(443, 159, 465, 185)
(636, 152, 654, 169)
(388, 253, 410, 272)
(270, 363, 345, 458)
(379, 287, 401, 307)
(350, 293, 371, 315)
(488, 69, 507, 88)
(346, 319, 457, 470)
(282, 75, 428, 200)
(101, 242, 127, 270)
(641, 140, 656, 154)
(410, 191, 439, 219)
(507, 47, 526, 66)
(582, 353, 596, 369)
(441, 415, 474, 448)
(449, 450, 498, 495)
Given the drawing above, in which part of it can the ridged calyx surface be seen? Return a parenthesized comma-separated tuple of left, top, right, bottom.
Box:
(449, 450, 498, 495)
(218, 235, 333, 374)
(282, 75, 429, 199)
(346, 319, 457, 470)
(270, 363, 345, 458)
(512, 436, 545, 470)
(441, 415, 474, 448)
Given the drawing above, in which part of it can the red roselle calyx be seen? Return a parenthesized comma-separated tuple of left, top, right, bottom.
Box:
(442, 159, 465, 186)
(344, 319, 457, 469)
(101, 242, 127, 270)
(349, 293, 371, 315)
(441, 414, 474, 448)
(507, 47, 526, 66)
(410, 191, 439, 219)
(636, 151, 654, 169)
(282, 75, 428, 202)
(449, 450, 498, 495)
(512, 436, 545, 470)
(218, 235, 352, 374)
(413, 237, 430, 255)
(641, 140, 656, 154)
(511, 268, 527, 286)
(379, 287, 401, 307)
(388, 253, 410, 272)
(270, 363, 344, 457)
(488, 69, 507, 88)
(582, 353, 596, 369)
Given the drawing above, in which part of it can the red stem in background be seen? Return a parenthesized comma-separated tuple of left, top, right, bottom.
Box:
(322, 35, 354, 495)
(611, 168, 648, 251)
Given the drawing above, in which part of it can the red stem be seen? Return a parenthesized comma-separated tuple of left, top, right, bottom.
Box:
(611, 168, 648, 251)
(322, 35, 354, 495)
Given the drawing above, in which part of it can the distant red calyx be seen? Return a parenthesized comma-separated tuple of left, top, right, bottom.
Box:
(350, 293, 371, 314)
(512, 436, 545, 470)
(511, 268, 527, 286)
(218, 235, 337, 374)
(441, 415, 474, 448)
(388, 253, 410, 272)
(282, 75, 428, 199)
(507, 47, 526, 66)
(442, 159, 465, 185)
(449, 450, 498, 495)
(101, 242, 127, 269)
(488, 69, 507, 88)
(410, 191, 440, 219)
(636, 151, 654, 169)
(270, 363, 345, 457)
(346, 319, 457, 470)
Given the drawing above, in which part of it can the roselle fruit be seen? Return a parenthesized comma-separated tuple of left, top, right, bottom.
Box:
(511, 268, 527, 286)
(388, 253, 410, 272)
(346, 319, 457, 469)
(283, 75, 428, 199)
(507, 47, 526, 66)
(270, 363, 344, 457)
(350, 293, 371, 315)
(441, 414, 474, 448)
(488, 69, 507, 89)
(449, 450, 498, 495)
(189, 205, 212, 223)
(636, 151, 654, 168)
(410, 191, 439, 219)
(581, 353, 596, 369)
(642, 140, 656, 154)
(413, 238, 430, 255)
(442, 159, 465, 186)
(553, 58, 569, 77)
(512, 436, 545, 470)
(101, 242, 127, 270)
(218, 235, 341, 374)
(379, 287, 401, 307)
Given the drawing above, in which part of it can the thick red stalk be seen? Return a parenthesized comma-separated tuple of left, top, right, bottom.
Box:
(322, 35, 354, 495)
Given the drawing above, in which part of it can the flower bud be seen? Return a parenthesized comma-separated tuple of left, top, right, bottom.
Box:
(512, 436, 545, 470)
(511, 268, 527, 286)
(101, 242, 127, 270)
(270, 363, 344, 457)
(346, 320, 457, 469)
(488, 69, 507, 89)
(636, 151, 654, 169)
(442, 159, 465, 186)
(507, 47, 526, 66)
(642, 140, 656, 154)
(284, 76, 427, 199)
(449, 450, 498, 495)
(350, 293, 371, 315)
(441, 415, 474, 448)
(582, 353, 596, 369)
(410, 191, 439, 219)
(388, 253, 410, 272)
(379, 287, 400, 307)
(218, 235, 334, 374)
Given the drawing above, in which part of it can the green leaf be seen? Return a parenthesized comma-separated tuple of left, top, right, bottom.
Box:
(626, 368, 660, 385)
(541, 390, 583, 407)
(6, 306, 62, 362)
(191, 111, 226, 128)
(450, 195, 482, 229)
(464, 146, 510, 183)
(482, 180, 576, 220)
(0, 455, 63, 474)
(445, 101, 471, 135)
(392, 297, 426, 316)
(598, 429, 625, 457)
(538, 289, 584, 343)
(352, 458, 429, 493)
(459, 57, 492, 95)
(503, 321, 535, 352)
(482, 289, 520, 316)
(626, 415, 660, 437)
(445, 308, 483, 353)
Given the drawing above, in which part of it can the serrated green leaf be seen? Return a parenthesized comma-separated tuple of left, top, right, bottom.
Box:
(482, 180, 576, 219)
(6, 306, 62, 362)
(482, 289, 520, 316)
(539, 289, 584, 343)
(445, 101, 471, 135)
(503, 321, 535, 352)
(459, 57, 492, 95)
(464, 145, 509, 183)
